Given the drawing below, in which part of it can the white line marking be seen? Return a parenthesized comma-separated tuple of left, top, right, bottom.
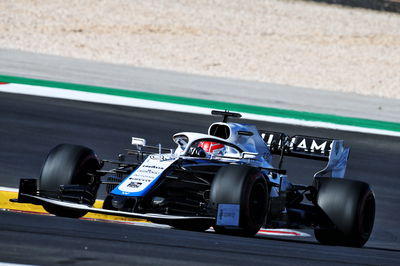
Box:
(84, 218, 310, 237)
(0, 262, 36, 266)
(1, 83, 399, 137)
(0, 186, 18, 192)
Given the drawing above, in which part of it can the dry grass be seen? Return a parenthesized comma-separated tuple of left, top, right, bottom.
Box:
(0, 0, 399, 99)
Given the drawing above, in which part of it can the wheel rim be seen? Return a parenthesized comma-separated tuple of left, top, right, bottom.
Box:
(249, 181, 267, 222)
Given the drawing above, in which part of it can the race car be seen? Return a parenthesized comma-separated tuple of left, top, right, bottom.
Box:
(14, 110, 375, 247)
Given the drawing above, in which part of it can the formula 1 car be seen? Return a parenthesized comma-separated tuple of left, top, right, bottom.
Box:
(14, 110, 375, 247)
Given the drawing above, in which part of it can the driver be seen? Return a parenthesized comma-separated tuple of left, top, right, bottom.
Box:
(198, 141, 226, 156)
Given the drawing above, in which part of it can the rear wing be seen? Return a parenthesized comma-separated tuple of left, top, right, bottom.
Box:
(259, 131, 333, 161)
(259, 130, 350, 178)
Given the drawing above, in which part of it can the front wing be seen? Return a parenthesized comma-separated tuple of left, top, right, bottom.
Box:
(14, 193, 215, 223)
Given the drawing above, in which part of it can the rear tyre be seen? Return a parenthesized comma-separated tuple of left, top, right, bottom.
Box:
(314, 177, 375, 247)
(40, 144, 100, 218)
(210, 165, 268, 236)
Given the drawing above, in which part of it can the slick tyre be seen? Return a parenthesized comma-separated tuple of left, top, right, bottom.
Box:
(40, 144, 100, 218)
(210, 165, 268, 236)
(314, 177, 375, 247)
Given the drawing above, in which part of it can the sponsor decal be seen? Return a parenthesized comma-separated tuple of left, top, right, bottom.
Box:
(148, 154, 176, 161)
(127, 182, 142, 188)
(216, 204, 240, 227)
(290, 137, 332, 154)
(114, 155, 176, 196)
(261, 132, 333, 155)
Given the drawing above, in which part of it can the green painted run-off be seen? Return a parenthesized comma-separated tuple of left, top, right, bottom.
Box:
(0, 75, 399, 133)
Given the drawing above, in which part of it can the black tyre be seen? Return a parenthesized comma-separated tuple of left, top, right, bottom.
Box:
(210, 165, 268, 236)
(314, 177, 375, 247)
(40, 144, 100, 218)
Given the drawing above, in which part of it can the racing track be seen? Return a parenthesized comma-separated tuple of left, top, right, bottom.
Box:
(0, 92, 399, 265)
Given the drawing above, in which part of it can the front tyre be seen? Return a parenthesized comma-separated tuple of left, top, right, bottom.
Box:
(210, 165, 268, 236)
(314, 177, 375, 247)
(40, 144, 100, 218)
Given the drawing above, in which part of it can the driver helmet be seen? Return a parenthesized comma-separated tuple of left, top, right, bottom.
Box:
(198, 141, 225, 156)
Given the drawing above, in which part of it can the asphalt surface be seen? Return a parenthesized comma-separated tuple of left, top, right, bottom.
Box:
(0, 92, 399, 265)
(1, 212, 398, 266)
(1, 49, 399, 123)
